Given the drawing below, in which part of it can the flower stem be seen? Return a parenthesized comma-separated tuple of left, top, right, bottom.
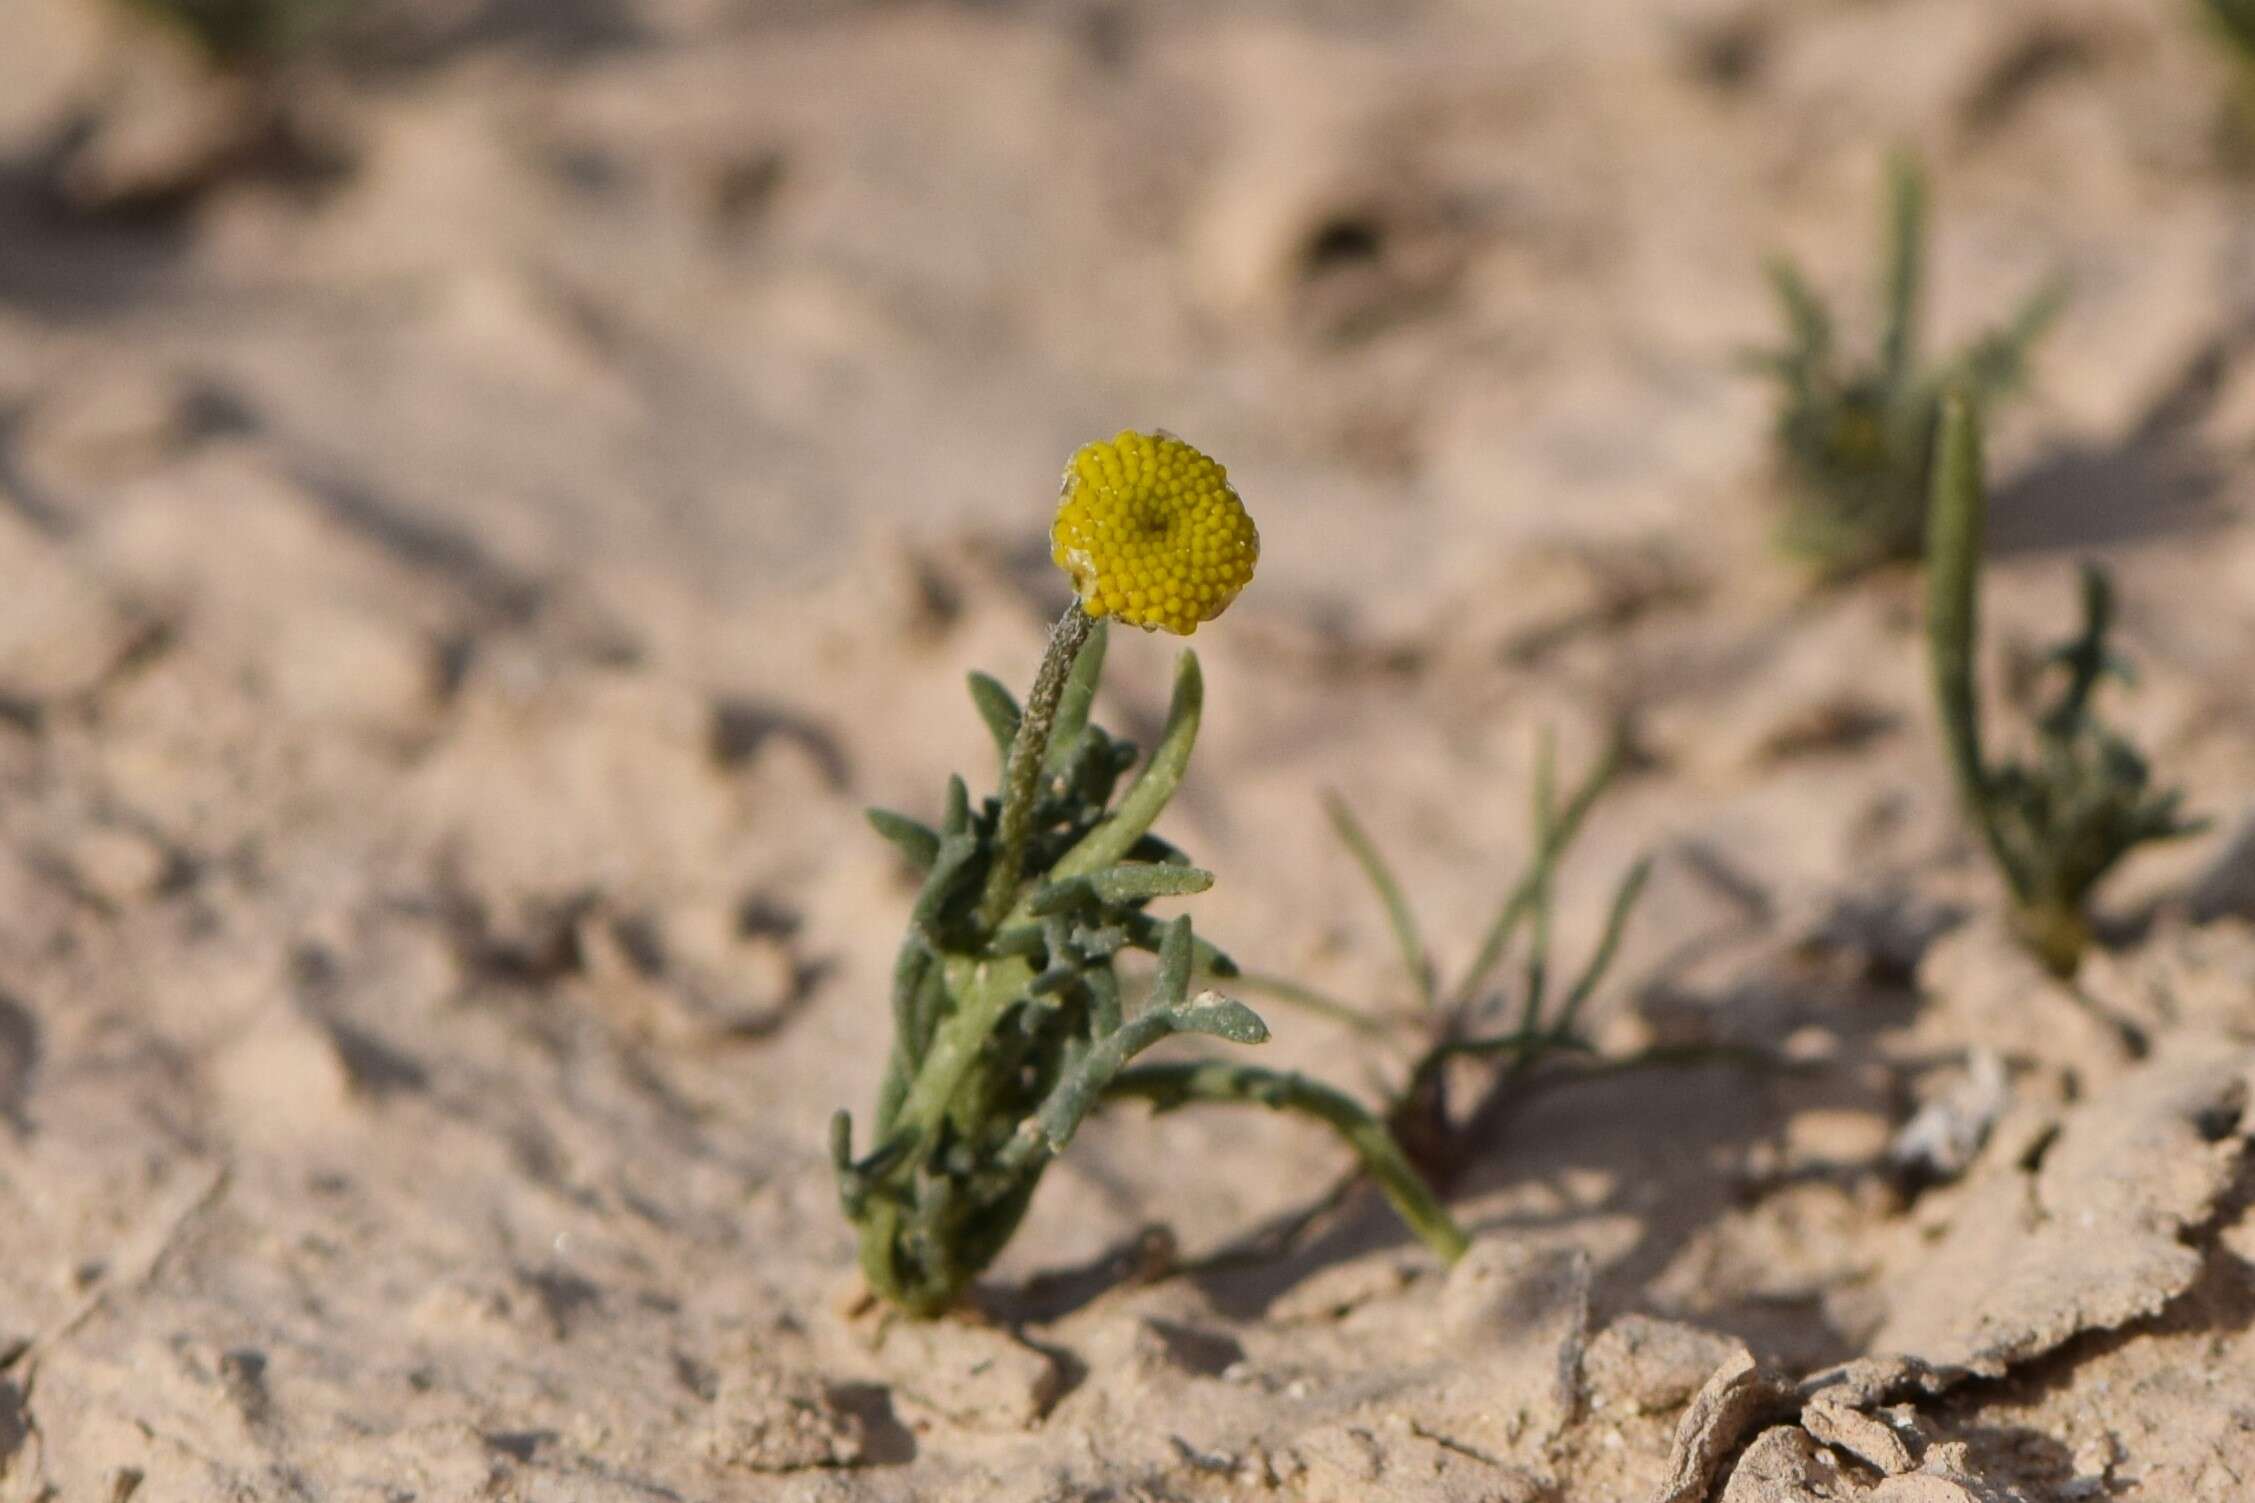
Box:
(976, 605, 1095, 930)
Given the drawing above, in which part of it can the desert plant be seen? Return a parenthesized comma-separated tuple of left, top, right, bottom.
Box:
(1233, 734, 1658, 1190)
(2205, 0, 2255, 62)
(1924, 396, 2205, 978)
(1745, 151, 2063, 576)
(2199, 0, 2255, 152)
(117, 0, 353, 64)
(832, 431, 1465, 1317)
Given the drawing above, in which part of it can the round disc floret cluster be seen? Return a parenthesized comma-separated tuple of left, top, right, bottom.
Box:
(1050, 430, 1259, 636)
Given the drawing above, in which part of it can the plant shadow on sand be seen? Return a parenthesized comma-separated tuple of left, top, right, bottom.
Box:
(983, 928, 1936, 1383)
(1987, 333, 2251, 558)
(0, 160, 190, 319)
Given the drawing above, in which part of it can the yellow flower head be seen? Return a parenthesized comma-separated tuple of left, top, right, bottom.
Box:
(1050, 430, 1258, 636)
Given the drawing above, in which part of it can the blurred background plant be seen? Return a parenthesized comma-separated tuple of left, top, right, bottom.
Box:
(118, 0, 355, 66)
(1219, 733, 1771, 1260)
(2199, 0, 2255, 158)
(1925, 396, 2206, 978)
(2209, 0, 2255, 58)
(40, 0, 365, 217)
(1745, 152, 2064, 578)
(1297, 737, 1650, 1183)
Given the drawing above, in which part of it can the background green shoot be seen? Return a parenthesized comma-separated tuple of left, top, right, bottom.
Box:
(1924, 396, 2205, 978)
(1746, 152, 2062, 578)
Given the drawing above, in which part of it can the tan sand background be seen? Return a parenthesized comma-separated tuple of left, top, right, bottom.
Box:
(4, 1, 2255, 1498)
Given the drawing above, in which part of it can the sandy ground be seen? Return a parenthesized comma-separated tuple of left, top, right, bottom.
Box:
(4, 0, 2255, 1498)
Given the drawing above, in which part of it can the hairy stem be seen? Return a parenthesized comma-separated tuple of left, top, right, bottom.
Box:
(976, 605, 1096, 929)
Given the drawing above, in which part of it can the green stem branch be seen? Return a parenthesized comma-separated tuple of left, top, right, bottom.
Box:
(1106, 1061, 1469, 1264)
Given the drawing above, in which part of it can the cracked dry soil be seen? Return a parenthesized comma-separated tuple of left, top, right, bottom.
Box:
(6, 0, 2255, 1499)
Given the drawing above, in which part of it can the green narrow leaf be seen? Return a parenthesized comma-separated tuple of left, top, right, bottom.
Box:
(831, 1114, 920, 1219)
(1453, 734, 1621, 1010)
(1880, 150, 1926, 389)
(2205, 0, 2255, 53)
(866, 807, 941, 870)
(1153, 914, 1194, 1007)
(967, 672, 1022, 766)
(1126, 833, 1195, 866)
(1029, 962, 1082, 998)
(1120, 909, 1237, 976)
(1043, 651, 1204, 894)
(1088, 965, 1122, 1037)
(1323, 792, 1433, 1011)
(1766, 257, 1832, 367)
(908, 832, 982, 943)
(1957, 277, 2065, 401)
(885, 940, 932, 1068)
(866, 1050, 912, 1144)
(1513, 732, 1560, 1034)
(2042, 562, 2114, 728)
(996, 989, 1269, 1169)
(986, 923, 1047, 955)
(1028, 863, 1215, 915)
(1549, 855, 1651, 1041)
